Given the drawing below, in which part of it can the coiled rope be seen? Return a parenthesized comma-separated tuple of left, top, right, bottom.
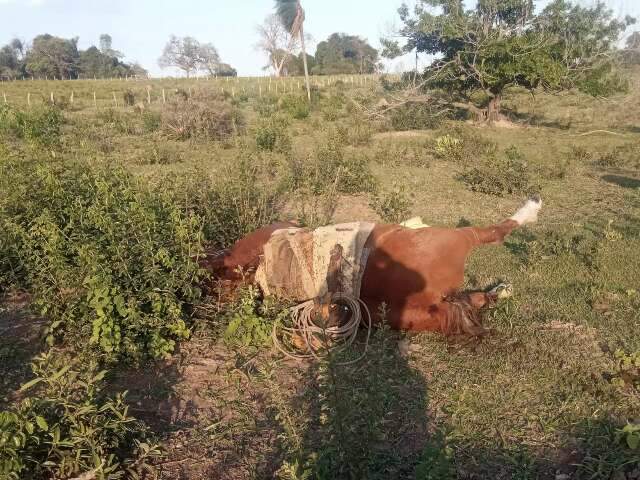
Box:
(272, 292, 372, 365)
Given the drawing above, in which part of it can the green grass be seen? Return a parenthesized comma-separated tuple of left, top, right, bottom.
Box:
(1, 69, 639, 479)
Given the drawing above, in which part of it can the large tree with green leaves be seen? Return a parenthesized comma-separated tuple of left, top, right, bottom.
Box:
(25, 34, 80, 79)
(313, 33, 380, 75)
(275, 0, 311, 100)
(383, 0, 635, 123)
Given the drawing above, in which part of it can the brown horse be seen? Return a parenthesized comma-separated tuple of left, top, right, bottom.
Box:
(202, 196, 542, 336)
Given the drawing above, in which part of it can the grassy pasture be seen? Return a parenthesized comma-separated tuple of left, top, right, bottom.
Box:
(1, 69, 639, 479)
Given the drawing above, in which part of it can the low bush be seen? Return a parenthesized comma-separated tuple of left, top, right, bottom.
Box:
(0, 158, 204, 362)
(255, 115, 291, 154)
(320, 93, 346, 121)
(97, 108, 140, 135)
(161, 95, 243, 141)
(370, 183, 413, 223)
(138, 142, 182, 165)
(165, 153, 287, 248)
(370, 140, 431, 168)
(293, 130, 377, 195)
(0, 104, 63, 149)
(254, 95, 279, 118)
(459, 146, 533, 196)
(390, 102, 443, 131)
(123, 89, 136, 106)
(141, 111, 161, 133)
(222, 286, 289, 349)
(433, 126, 497, 164)
(280, 94, 310, 120)
(594, 142, 640, 169)
(335, 116, 374, 147)
(0, 351, 160, 479)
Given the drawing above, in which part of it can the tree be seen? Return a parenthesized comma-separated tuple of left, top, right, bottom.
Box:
(25, 34, 80, 79)
(78, 35, 139, 79)
(624, 31, 640, 64)
(158, 35, 202, 77)
(287, 52, 316, 76)
(215, 63, 238, 77)
(256, 14, 299, 77)
(0, 39, 23, 79)
(158, 36, 235, 77)
(275, 0, 311, 100)
(99, 34, 123, 59)
(198, 43, 222, 76)
(384, 0, 635, 123)
(314, 33, 380, 75)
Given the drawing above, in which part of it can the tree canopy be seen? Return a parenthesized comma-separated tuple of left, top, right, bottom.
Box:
(158, 36, 237, 77)
(313, 33, 380, 75)
(0, 34, 145, 80)
(383, 0, 635, 122)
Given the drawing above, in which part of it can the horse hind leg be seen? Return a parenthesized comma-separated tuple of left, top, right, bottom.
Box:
(471, 195, 542, 245)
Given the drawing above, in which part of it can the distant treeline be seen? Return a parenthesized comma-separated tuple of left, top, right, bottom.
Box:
(0, 34, 147, 80)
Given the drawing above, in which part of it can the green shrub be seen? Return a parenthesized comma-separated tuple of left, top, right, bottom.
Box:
(433, 126, 497, 164)
(0, 158, 204, 362)
(0, 351, 160, 479)
(370, 140, 431, 168)
(255, 95, 279, 118)
(320, 93, 346, 121)
(370, 183, 413, 223)
(335, 116, 374, 147)
(611, 349, 639, 390)
(459, 146, 533, 196)
(138, 143, 182, 165)
(255, 115, 291, 154)
(0, 105, 63, 149)
(97, 108, 140, 135)
(222, 286, 289, 348)
(142, 111, 161, 133)
(390, 102, 443, 131)
(166, 153, 287, 248)
(291, 130, 377, 196)
(280, 94, 310, 120)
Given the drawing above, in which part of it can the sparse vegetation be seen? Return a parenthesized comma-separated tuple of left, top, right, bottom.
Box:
(1, 55, 639, 480)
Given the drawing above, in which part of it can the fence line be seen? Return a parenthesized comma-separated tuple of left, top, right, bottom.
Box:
(0, 73, 402, 110)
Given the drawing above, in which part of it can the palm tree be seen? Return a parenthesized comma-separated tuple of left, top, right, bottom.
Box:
(275, 0, 311, 101)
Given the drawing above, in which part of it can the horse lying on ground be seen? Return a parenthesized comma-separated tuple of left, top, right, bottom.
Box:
(202, 196, 542, 336)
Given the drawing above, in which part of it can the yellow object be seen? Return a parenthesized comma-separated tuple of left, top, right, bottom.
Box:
(400, 217, 431, 229)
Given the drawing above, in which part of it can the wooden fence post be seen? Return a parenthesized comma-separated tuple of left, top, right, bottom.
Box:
(162, 89, 166, 104)
(50, 92, 54, 104)
(93, 92, 97, 108)
(112, 92, 117, 107)
(70, 91, 74, 104)
(27, 92, 31, 106)
(146, 86, 151, 104)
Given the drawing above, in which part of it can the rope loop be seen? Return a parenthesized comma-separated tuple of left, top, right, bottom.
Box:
(272, 293, 372, 365)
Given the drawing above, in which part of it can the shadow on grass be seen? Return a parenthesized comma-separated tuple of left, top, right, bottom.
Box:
(503, 107, 573, 130)
(602, 174, 640, 189)
(0, 292, 46, 407)
(275, 328, 447, 480)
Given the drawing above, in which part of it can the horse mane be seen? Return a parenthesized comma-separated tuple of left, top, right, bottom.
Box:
(440, 293, 489, 337)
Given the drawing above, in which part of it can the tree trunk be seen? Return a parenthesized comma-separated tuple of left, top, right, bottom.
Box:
(485, 94, 504, 123)
(299, 24, 311, 102)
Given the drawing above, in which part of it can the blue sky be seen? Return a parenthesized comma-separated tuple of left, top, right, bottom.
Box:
(0, 0, 638, 77)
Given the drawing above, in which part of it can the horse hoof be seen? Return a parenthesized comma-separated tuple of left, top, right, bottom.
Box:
(489, 283, 513, 299)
